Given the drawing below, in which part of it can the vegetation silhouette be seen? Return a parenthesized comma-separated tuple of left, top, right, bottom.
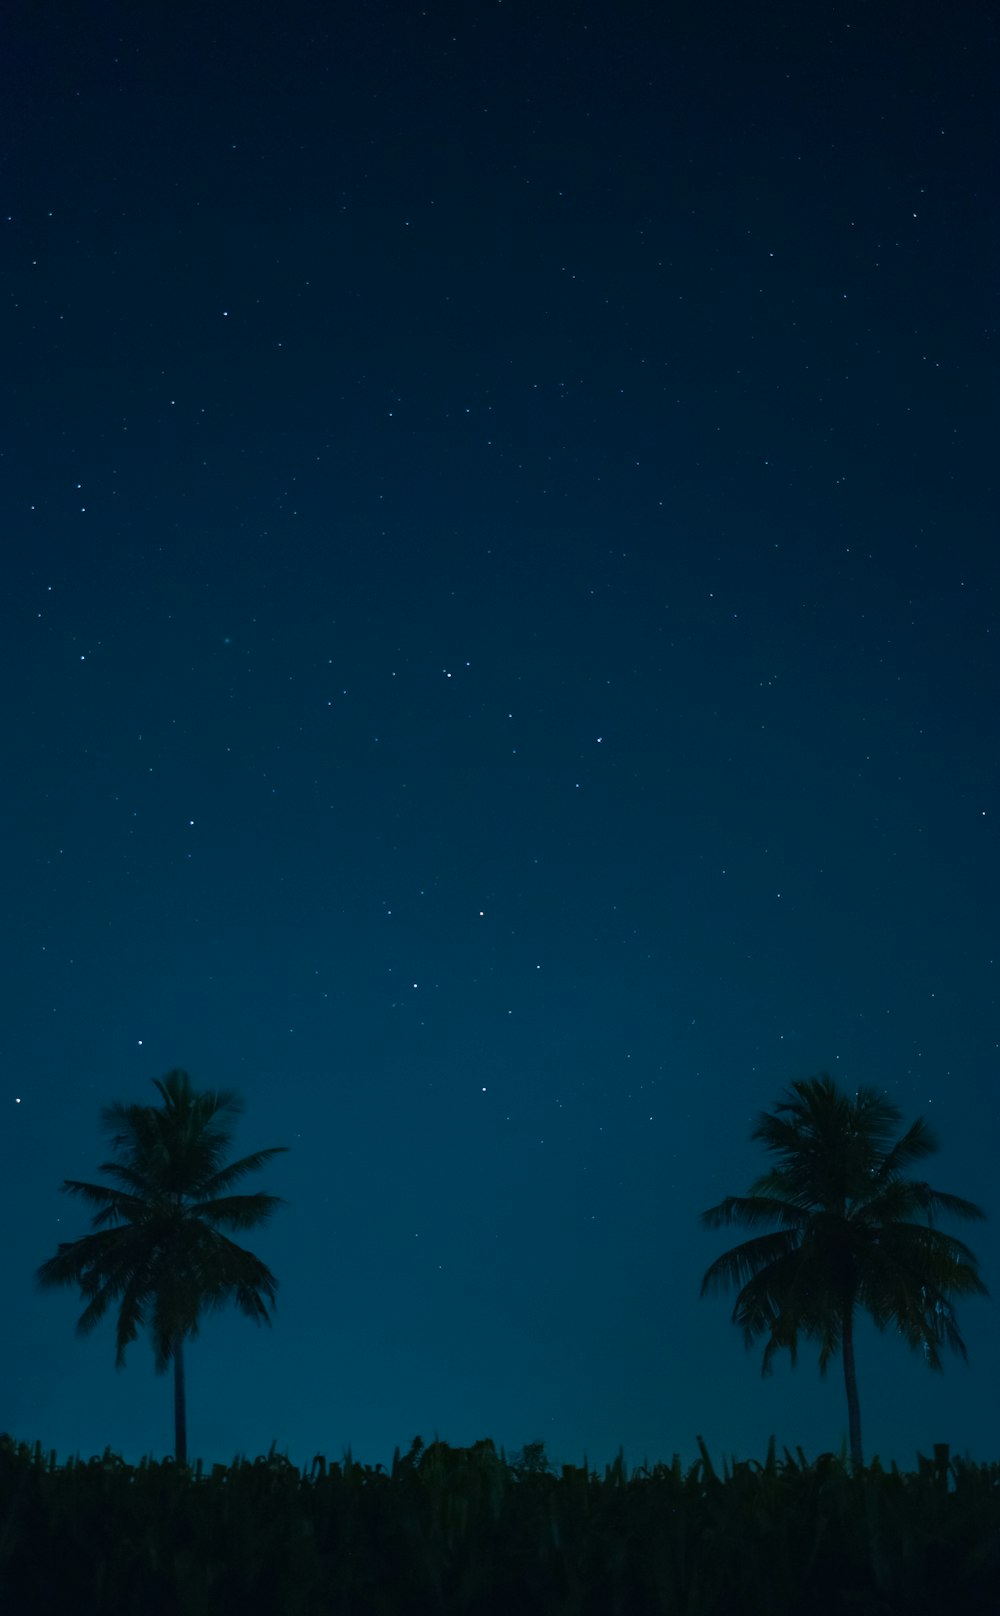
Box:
(5, 1430, 1000, 1614)
(36, 1069, 287, 1465)
(699, 1073, 987, 1469)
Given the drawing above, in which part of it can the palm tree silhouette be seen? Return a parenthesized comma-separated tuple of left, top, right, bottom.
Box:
(699, 1073, 987, 1469)
(37, 1069, 287, 1465)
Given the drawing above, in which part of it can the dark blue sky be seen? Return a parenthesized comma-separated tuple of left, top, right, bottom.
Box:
(4, 0, 997, 1471)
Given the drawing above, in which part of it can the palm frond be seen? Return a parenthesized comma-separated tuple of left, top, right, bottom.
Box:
(60, 1180, 146, 1226)
(152, 1068, 243, 1123)
(190, 1190, 287, 1230)
(196, 1146, 289, 1199)
(874, 1220, 988, 1281)
(746, 1169, 824, 1211)
(117, 1300, 153, 1368)
(870, 1116, 938, 1180)
(94, 1159, 160, 1196)
(847, 1085, 911, 1150)
(700, 1229, 801, 1296)
(915, 1187, 987, 1224)
(700, 1194, 805, 1233)
(36, 1227, 126, 1289)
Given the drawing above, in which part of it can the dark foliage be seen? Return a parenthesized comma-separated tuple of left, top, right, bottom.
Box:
(2, 1433, 1000, 1615)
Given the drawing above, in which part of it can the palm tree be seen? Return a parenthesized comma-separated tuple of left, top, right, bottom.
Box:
(699, 1073, 987, 1469)
(36, 1069, 288, 1466)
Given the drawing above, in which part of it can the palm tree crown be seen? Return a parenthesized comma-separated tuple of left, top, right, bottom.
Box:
(699, 1073, 987, 1467)
(37, 1069, 288, 1462)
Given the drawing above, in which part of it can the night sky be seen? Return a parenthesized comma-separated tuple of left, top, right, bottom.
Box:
(4, 0, 998, 1473)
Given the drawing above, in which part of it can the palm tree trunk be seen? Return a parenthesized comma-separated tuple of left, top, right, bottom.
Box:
(841, 1305, 863, 1470)
(173, 1335, 187, 1467)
